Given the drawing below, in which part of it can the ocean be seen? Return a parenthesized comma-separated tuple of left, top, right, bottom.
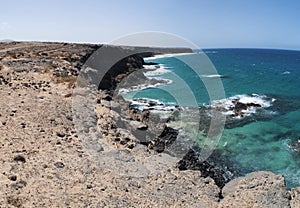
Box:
(120, 49, 300, 188)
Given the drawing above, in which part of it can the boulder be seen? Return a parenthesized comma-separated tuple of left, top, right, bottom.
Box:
(129, 120, 148, 130)
(290, 138, 300, 152)
(219, 171, 291, 208)
(234, 102, 248, 112)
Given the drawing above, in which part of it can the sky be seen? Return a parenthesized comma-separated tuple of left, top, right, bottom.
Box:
(1, 0, 300, 50)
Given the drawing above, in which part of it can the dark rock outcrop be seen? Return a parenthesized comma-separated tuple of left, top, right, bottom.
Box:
(98, 54, 145, 91)
(177, 149, 233, 188)
(290, 138, 300, 152)
(147, 126, 179, 153)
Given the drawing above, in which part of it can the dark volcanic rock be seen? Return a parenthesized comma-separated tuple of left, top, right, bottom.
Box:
(13, 155, 26, 163)
(290, 137, 300, 152)
(177, 149, 233, 188)
(8, 175, 17, 181)
(148, 126, 179, 153)
(98, 54, 144, 92)
(234, 102, 248, 111)
(56, 132, 66, 138)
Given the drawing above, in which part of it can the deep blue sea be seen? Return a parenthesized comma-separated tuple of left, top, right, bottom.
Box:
(123, 49, 300, 188)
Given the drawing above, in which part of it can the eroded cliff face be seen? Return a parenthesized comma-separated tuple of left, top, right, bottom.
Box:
(0, 42, 299, 208)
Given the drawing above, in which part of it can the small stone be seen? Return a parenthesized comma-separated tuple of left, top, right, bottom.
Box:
(11, 180, 27, 190)
(13, 155, 26, 163)
(8, 175, 17, 181)
(54, 162, 65, 168)
(127, 144, 135, 149)
(66, 115, 73, 121)
(64, 93, 72, 98)
(56, 132, 65, 137)
(87, 184, 93, 189)
(137, 124, 148, 130)
(120, 140, 127, 145)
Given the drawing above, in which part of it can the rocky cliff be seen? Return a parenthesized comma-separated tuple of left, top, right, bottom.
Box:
(0, 42, 299, 207)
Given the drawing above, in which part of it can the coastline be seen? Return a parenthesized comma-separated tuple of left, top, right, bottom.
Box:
(0, 41, 299, 207)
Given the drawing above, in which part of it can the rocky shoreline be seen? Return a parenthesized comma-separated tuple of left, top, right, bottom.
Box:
(0, 42, 299, 207)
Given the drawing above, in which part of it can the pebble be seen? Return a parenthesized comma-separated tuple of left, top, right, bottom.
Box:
(54, 162, 65, 168)
(56, 132, 65, 137)
(13, 155, 26, 163)
(10, 180, 27, 190)
(8, 175, 17, 181)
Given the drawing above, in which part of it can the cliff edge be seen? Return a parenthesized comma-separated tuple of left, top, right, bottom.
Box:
(0, 42, 298, 207)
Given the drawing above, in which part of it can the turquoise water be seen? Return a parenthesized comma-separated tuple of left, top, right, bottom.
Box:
(126, 49, 300, 188)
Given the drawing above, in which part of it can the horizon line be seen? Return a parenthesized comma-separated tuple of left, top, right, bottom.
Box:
(1, 39, 299, 52)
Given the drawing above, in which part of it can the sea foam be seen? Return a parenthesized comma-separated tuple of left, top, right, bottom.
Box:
(209, 94, 275, 118)
(143, 64, 172, 76)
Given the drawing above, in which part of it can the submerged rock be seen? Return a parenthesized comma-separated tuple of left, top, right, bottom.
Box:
(290, 138, 300, 152)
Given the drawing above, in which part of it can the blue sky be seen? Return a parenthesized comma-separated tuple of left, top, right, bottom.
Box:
(1, 0, 300, 49)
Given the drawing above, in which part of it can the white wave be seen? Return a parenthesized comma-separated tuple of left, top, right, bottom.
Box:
(118, 88, 131, 94)
(282, 71, 291, 75)
(204, 51, 218, 54)
(144, 52, 195, 61)
(238, 94, 271, 108)
(131, 98, 162, 106)
(118, 83, 161, 93)
(210, 94, 275, 118)
(201, 74, 227, 78)
(144, 64, 172, 76)
(117, 78, 172, 96)
(130, 98, 177, 112)
(143, 65, 160, 70)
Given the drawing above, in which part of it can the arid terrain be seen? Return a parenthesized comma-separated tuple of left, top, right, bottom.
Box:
(0, 42, 299, 208)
